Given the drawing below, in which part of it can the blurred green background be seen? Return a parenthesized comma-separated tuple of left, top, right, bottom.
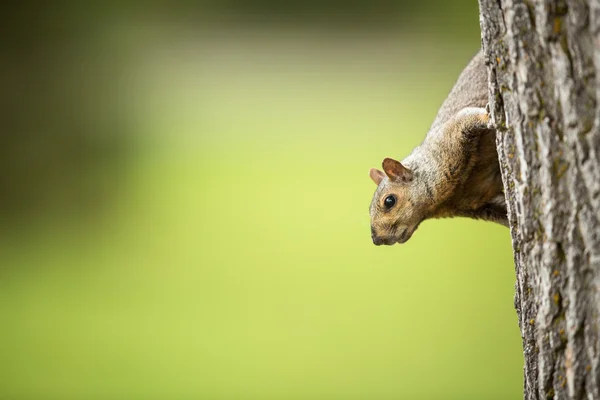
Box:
(0, 2, 522, 399)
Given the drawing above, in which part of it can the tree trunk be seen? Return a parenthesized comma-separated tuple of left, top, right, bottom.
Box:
(478, 1, 600, 399)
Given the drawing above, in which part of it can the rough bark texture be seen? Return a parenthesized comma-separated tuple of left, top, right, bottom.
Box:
(478, 1, 600, 399)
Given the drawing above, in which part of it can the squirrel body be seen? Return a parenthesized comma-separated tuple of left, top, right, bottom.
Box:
(369, 51, 507, 246)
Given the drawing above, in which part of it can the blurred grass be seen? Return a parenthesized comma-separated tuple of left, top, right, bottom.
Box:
(0, 23, 522, 400)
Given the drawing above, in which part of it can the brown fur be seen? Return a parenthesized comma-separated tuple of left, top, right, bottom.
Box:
(369, 51, 507, 246)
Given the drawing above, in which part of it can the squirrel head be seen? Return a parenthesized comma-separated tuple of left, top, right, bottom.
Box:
(369, 158, 424, 246)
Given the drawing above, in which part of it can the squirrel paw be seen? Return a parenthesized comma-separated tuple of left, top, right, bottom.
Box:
(452, 107, 493, 142)
(456, 107, 489, 125)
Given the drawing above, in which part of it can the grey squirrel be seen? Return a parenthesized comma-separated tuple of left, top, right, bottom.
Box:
(369, 51, 507, 246)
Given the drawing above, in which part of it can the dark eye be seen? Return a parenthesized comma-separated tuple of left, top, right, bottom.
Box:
(384, 195, 396, 209)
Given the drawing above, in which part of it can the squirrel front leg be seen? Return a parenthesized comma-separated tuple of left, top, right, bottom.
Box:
(453, 106, 491, 142)
(440, 107, 507, 225)
(431, 107, 493, 188)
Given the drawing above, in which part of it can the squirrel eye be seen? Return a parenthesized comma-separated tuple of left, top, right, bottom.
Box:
(384, 195, 396, 209)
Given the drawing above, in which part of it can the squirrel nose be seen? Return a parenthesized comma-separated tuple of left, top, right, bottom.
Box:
(371, 227, 384, 245)
(372, 236, 384, 246)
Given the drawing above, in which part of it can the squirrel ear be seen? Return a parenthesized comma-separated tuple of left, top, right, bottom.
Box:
(369, 168, 385, 185)
(382, 158, 413, 182)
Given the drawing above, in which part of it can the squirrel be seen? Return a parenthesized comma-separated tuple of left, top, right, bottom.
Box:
(369, 51, 507, 246)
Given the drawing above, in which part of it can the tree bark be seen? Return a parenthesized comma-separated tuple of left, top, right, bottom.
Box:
(478, 1, 600, 399)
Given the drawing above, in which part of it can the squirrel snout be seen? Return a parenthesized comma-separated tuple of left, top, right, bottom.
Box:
(371, 226, 392, 246)
(371, 225, 411, 245)
(371, 235, 395, 246)
(371, 227, 381, 245)
(372, 235, 384, 246)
